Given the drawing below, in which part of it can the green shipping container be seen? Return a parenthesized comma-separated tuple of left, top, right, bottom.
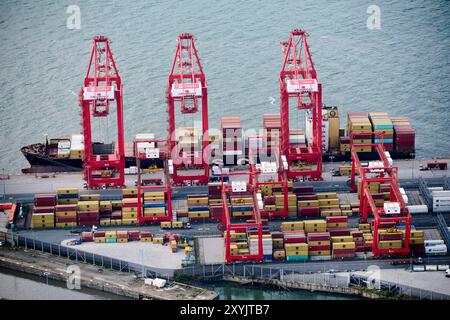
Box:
(106, 238, 117, 243)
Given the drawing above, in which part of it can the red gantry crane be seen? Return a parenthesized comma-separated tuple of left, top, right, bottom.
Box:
(166, 33, 209, 185)
(134, 138, 173, 224)
(220, 171, 264, 263)
(80, 36, 125, 189)
(248, 136, 290, 219)
(279, 29, 322, 181)
(350, 132, 411, 256)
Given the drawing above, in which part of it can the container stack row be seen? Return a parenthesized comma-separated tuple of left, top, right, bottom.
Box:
(221, 116, 243, 166)
(208, 183, 223, 222)
(32, 194, 56, 228)
(142, 191, 165, 219)
(187, 194, 210, 221)
(391, 118, 415, 154)
(262, 114, 281, 151)
(369, 112, 394, 151)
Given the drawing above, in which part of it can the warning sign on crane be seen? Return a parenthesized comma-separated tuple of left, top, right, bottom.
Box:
(286, 79, 318, 93)
(171, 83, 202, 97)
(83, 86, 115, 100)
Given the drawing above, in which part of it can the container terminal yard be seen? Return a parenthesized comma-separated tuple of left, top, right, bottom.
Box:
(1, 30, 450, 301)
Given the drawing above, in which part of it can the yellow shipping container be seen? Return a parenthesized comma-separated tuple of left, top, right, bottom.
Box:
(236, 242, 248, 249)
(230, 232, 246, 239)
(57, 188, 79, 195)
(56, 222, 77, 228)
(378, 240, 402, 249)
(153, 237, 163, 244)
(110, 219, 122, 226)
(331, 236, 354, 243)
(309, 250, 331, 256)
(172, 221, 183, 228)
(122, 188, 138, 196)
(55, 211, 77, 217)
(308, 240, 331, 247)
(298, 200, 319, 207)
(280, 221, 304, 231)
(319, 199, 340, 207)
(188, 211, 209, 218)
(161, 221, 172, 229)
(58, 198, 79, 204)
(122, 212, 137, 219)
(118, 238, 128, 243)
(332, 242, 356, 250)
(122, 218, 138, 225)
(272, 238, 284, 249)
(123, 207, 138, 213)
(95, 237, 106, 243)
(410, 238, 424, 245)
(79, 194, 101, 201)
(273, 250, 286, 259)
(187, 198, 208, 206)
(316, 192, 338, 199)
(140, 237, 152, 242)
(285, 243, 308, 251)
(100, 219, 111, 226)
(327, 222, 348, 229)
(77, 201, 99, 211)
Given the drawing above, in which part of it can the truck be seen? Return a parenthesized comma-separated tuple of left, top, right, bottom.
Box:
(160, 221, 191, 230)
(419, 161, 447, 171)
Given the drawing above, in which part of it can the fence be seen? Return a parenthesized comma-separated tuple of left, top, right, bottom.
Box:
(350, 273, 450, 300)
(436, 213, 450, 252)
(181, 263, 350, 288)
(0, 231, 177, 280)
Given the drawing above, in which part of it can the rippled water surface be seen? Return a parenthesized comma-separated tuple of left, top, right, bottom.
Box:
(0, 0, 449, 172)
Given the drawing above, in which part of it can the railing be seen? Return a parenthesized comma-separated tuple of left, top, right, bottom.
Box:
(181, 263, 350, 289)
(436, 213, 450, 253)
(0, 231, 177, 280)
(350, 273, 450, 300)
(418, 177, 433, 210)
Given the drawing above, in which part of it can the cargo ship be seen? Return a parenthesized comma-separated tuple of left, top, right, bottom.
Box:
(20, 106, 415, 173)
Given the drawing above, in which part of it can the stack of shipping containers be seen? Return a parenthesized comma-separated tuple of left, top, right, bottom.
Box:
(369, 112, 394, 151)
(77, 194, 100, 226)
(69, 134, 84, 160)
(55, 188, 78, 228)
(208, 183, 223, 222)
(187, 194, 210, 221)
(33, 194, 56, 229)
(295, 186, 320, 218)
(221, 116, 243, 166)
(347, 112, 372, 152)
(142, 191, 166, 220)
(262, 114, 281, 155)
(391, 118, 415, 154)
(281, 221, 308, 261)
(271, 231, 285, 261)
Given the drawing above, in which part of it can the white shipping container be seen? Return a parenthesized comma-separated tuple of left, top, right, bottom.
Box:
(425, 244, 447, 254)
(432, 191, 450, 197)
(428, 187, 444, 191)
(152, 278, 167, 288)
(424, 240, 444, 247)
(407, 205, 428, 214)
(135, 133, 155, 141)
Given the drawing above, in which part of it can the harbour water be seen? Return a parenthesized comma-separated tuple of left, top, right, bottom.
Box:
(1, 0, 449, 173)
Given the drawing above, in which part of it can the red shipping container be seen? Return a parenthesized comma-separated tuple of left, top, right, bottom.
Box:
(332, 248, 355, 255)
(55, 205, 77, 211)
(307, 232, 331, 241)
(309, 245, 331, 251)
(379, 233, 403, 241)
(263, 196, 275, 205)
(55, 216, 77, 223)
(94, 231, 106, 237)
(140, 231, 152, 237)
(284, 236, 307, 243)
(298, 207, 320, 216)
(77, 211, 99, 219)
(122, 200, 138, 207)
(328, 228, 351, 236)
(292, 186, 314, 195)
(350, 231, 363, 237)
(35, 194, 57, 207)
(355, 245, 365, 252)
(33, 206, 55, 213)
(81, 232, 93, 241)
(296, 194, 317, 201)
(326, 216, 348, 223)
(271, 231, 284, 239)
